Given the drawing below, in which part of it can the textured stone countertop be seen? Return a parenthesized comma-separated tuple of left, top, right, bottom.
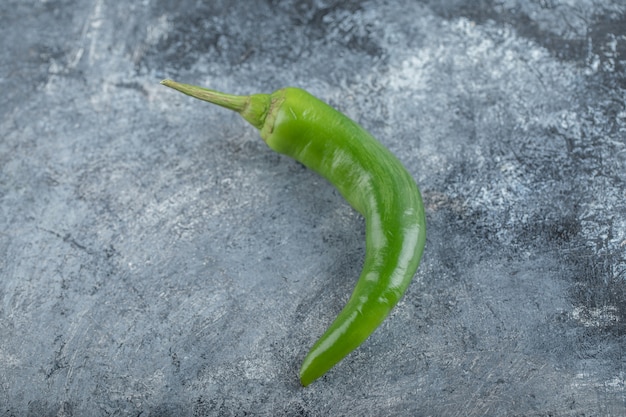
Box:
(1, 1, 625, 416)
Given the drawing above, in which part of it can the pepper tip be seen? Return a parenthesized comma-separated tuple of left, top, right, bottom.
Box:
(299, 367, 315, 387)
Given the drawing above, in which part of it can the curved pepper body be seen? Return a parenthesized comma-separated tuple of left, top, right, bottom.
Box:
(161, 80, 426, 386)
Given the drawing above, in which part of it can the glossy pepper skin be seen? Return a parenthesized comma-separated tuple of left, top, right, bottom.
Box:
(161, 80, 426, 386)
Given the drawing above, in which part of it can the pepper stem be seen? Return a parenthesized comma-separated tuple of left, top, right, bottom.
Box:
(160, 79, 270, 130)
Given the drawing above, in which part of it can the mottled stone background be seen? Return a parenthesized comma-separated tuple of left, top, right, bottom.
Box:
(1, 1, 625, 416)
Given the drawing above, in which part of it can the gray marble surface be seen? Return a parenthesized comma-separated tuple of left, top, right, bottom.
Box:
(1, 1, 625, 416)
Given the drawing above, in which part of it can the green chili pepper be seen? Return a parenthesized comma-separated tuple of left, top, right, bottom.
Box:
(161, 79, 426, 386)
